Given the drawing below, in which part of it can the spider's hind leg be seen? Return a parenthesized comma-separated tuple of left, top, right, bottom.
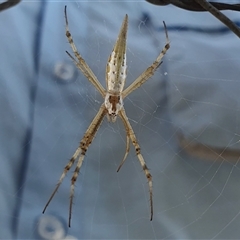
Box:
(117, 134, 130, 172)
(42, 147, 81, 215)
(119, 108, 153, 221)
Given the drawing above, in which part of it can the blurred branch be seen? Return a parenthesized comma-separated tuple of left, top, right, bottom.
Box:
(146, 0, 240, 11)
(194, 0, 240, 38)
(146, 0, 240, 38)
(0, 0, 21, 12)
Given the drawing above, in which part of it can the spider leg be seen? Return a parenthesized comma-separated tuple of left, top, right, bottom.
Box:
(43, 103, 107, 227)
(68, 154, 85, 227)
(116, 133, 130, 172)
(122, 21, 170, 99)
(42, 147, 81, 214)
(119, 108, 153, 221)
(64, 6, 105, 98)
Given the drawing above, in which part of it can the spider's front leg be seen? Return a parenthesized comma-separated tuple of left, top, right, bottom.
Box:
(122, 21, 170, 99)
(119, 108, 153, 221)
(64, 6, 105, 97)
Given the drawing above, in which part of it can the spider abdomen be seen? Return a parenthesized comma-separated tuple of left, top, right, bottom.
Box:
(106, 14, 128, 94)
(106, 51, 127, 93)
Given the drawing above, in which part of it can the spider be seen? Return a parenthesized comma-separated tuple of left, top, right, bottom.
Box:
(43, 6, 170, 227)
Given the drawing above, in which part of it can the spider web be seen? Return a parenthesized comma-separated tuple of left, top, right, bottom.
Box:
(2, 1, 240, 239)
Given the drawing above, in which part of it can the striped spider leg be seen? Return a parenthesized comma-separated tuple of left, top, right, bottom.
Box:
(43, 6, 170, 227)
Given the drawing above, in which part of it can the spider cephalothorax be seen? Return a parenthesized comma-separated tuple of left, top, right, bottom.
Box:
(104, 93, 123, 122)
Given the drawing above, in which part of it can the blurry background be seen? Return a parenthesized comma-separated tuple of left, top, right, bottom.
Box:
(0, 0, 240, 239)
